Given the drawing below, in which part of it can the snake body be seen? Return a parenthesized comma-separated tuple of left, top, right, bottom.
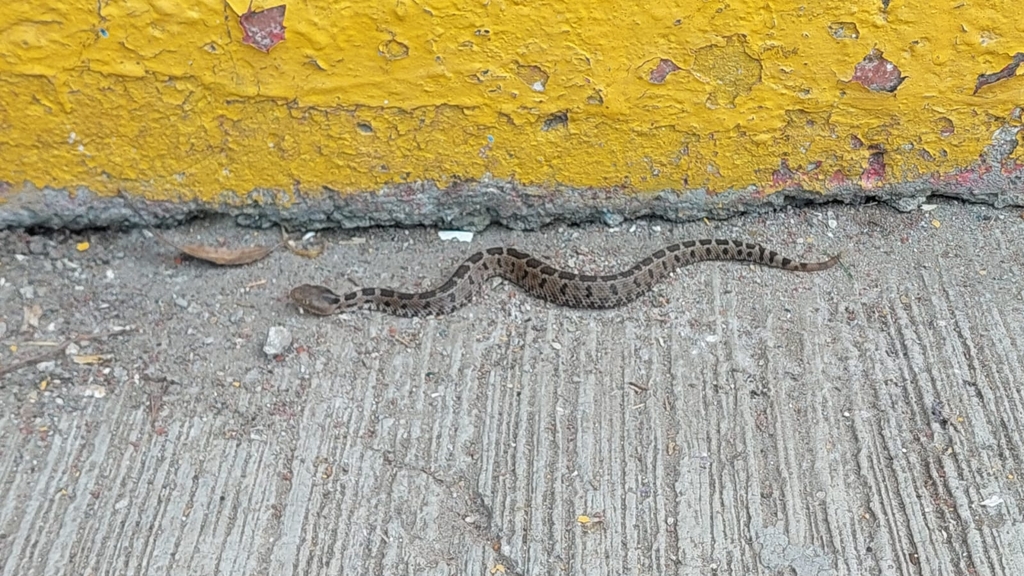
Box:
(290, 238, 840, 317)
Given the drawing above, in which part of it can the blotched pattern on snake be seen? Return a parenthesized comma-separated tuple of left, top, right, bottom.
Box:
(290, 238, 840, 317)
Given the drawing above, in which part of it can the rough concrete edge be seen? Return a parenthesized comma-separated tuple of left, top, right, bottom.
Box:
(0, 174, 1021, 233)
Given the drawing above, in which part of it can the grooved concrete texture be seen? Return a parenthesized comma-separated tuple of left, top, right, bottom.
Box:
(1, 203, 1022, 575)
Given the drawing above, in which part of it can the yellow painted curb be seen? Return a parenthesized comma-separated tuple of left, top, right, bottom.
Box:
(1, 0, 1022, 207)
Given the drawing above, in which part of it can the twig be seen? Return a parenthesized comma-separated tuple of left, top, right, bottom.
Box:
(0, 327, 134, 379)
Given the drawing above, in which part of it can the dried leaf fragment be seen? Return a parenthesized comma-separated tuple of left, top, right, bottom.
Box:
(119, 191, 277, 266)
(176, 243, 276, 266)
(146, 229, 277, 266)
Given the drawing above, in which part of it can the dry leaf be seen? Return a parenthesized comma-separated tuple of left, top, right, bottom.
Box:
(119, 191, 277, 266)
(147, 229, 277, 266)
(20, 304, 42, 332)
(176, 242, 276, 266)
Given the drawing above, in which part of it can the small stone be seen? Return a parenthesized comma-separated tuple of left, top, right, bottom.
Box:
(35, 361, 57, 373)
(242, 367, 261, 385)
(230, 309, 245, 324)
(27, 237, 49, 255)
(174, 297, 189, 309)
(19, 286, 35, 300)
(601, 211, 625, 227)
(0, 321, 6, 339)
(78, 384, 107, 398)
(65, 343, 80, 356)
(263, 327, 292, 357)
(113, 366, 128, 381)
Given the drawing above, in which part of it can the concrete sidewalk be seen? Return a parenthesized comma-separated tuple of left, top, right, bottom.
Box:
(1, 202, 1022, 575)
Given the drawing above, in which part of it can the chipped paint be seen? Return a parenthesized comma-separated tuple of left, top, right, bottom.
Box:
(0, 0, 1023, 207)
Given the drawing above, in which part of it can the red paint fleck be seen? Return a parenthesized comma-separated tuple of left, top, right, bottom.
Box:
(771, 159, 798, 187)
(239, 4, 286, 53)
(649, 59, 681, 84)
(1001, 158, 1024, 175)
(850, 49, 905, 93)
(826, 170, 849, 188)
(860, 151, 886, 188)
(974, 52, 1024, 94)
(933, 165, 991, 188)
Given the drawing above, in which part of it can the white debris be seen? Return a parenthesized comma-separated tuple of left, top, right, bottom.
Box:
(438, 230, 474, 243)
(77, 384, 108, 398)
(980, 495, 1004, 508)
(263, 326, 293, 357)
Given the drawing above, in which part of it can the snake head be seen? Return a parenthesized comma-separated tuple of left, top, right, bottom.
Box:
(289, 284, 343, 315)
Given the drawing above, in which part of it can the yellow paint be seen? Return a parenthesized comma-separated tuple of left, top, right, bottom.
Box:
(0, 0, 1022, 201)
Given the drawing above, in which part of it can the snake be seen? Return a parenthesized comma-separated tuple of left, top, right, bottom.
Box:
(289, 238, 840, 317)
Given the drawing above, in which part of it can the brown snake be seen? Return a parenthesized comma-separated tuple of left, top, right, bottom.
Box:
(290, 238, 840, 317)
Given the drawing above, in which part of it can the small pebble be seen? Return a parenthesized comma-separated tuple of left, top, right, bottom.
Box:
(19, 286, 35, 300)
(27, 237, 50, 255)
(35, 361, 57, 373)
(77, 384, 108, 398)
(263, 326, 293, 356)
(242, 367, 261, 385)
(0, 321, 6, 339)
(174, 297, 189, 309)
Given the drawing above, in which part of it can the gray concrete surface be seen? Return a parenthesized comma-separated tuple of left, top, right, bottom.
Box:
(0, 201, 1022, 575)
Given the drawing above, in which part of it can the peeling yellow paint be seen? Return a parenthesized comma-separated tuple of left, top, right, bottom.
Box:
(0, 0, 1022, 202)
